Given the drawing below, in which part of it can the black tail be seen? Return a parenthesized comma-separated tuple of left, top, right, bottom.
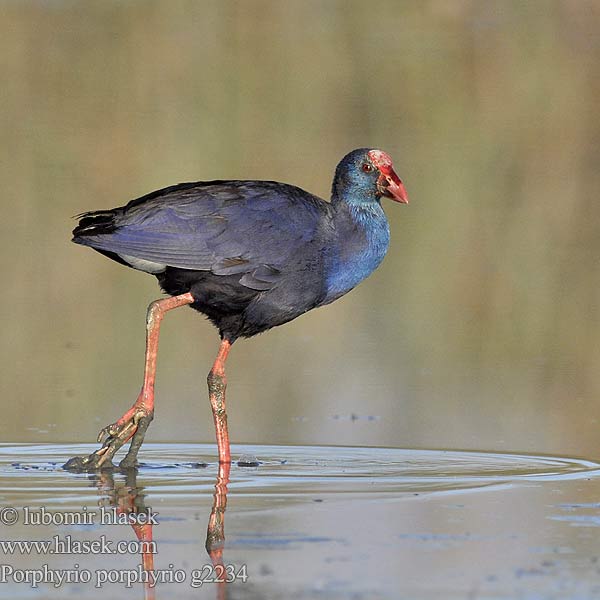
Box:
(72, 209, 119, 240)
(71, 208, 132, 268)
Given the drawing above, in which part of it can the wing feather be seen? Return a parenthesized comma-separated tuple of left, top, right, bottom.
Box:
(74, 180, 331, 290)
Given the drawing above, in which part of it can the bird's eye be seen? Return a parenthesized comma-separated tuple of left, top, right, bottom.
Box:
(361, 163, 373, 173)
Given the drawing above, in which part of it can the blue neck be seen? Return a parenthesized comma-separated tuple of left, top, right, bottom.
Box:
(323, 199, 390, 303)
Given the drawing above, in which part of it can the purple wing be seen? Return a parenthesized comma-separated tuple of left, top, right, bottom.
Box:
(73, 180, 332, 290)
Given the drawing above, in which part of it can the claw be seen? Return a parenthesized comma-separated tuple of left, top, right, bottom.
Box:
(97, 423, 118, 444)
(63, 447, 114, 471)
(63, 408, 153, 473)
(97, 420, 137, 445)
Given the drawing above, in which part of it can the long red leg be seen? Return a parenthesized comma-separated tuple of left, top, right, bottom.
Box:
(64, 292, 195, 471)
(207, 339, 232, 464)
(116, 292, 196, 467)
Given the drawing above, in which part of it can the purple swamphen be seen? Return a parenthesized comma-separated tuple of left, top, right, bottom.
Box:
(64, 148, 408, 470)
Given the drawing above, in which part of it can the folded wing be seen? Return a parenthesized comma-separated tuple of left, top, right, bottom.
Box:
(73, 180, 331, 291)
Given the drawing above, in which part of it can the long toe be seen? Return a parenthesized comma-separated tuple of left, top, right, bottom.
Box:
(97, 420, 137, 446)
(118, 412, 154, 470)
(63, 450, 115, 472)
(63, 408, 154, 472)
(63, 422, 138, 472)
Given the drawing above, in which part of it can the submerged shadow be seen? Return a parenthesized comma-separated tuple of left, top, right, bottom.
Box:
(90, 469, 156, 600)
(85, 462, 232, 600)
(205, 462, 231, 600)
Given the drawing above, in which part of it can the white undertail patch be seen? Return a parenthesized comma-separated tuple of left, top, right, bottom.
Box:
(119, 254, 167, 274)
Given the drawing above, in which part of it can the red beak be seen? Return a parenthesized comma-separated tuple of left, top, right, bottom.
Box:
(380, 169, 409, 204)
(367, 149, 409, 204)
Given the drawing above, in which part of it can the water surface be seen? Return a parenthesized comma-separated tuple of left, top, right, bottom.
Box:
(1, 443, 600, 599)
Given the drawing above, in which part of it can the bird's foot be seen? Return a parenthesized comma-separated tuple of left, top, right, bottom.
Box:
(62, 447, 114, 471)
(63, 407, 154, 472)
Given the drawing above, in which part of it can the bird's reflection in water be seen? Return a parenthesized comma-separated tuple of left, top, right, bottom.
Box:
(205, 462, 231, 600)
(88, 463, 231, 600)
(91, 469, 156, 600)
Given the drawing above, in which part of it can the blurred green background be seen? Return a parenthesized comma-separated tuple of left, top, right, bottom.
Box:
(1, 0, 599, 457)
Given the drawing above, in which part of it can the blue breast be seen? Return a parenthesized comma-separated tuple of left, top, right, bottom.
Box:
(323, 203, 390, 303)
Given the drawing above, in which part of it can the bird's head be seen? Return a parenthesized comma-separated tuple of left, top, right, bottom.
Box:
(332, 148, 408, 206)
